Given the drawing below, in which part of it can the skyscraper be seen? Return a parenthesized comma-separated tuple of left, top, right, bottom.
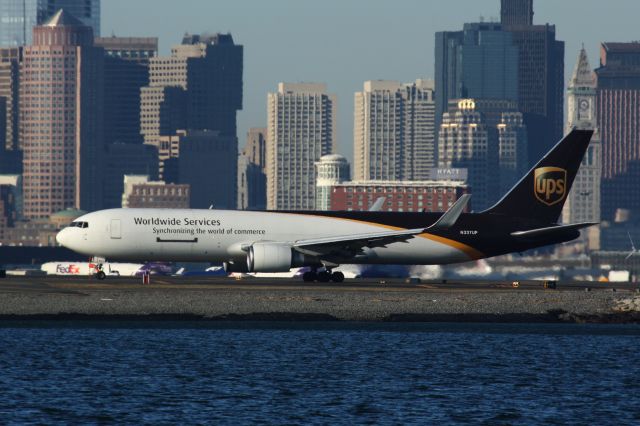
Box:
(238, 155, 266, 210)
(0, 0, 100, 46)
(140, 43, 193, 148)
(139, 34, 242, 210)
(45, 0, 99, 34)
(140, 86, 187, 147)
(20, 10, 103, 218)
(438, 98, 526, 210)
(563, 47, 601, 250)
(0, 99, 5, 149)
(596, 42, 640, 221)
(500, 0, 533, 27)
(157, 130, 183, 182)
(266, 83, 336, 210)
(435, 22, 519, 130)
(95, 36, 157, 145)
(243, 128, 267, 169)
(181, 33, 243, 137)
(0, 47, 21, 151)
(497, 111, 528, 195)
(500, 0, 564, 164)
(177, 130, 237, 209)
(103, 143, 158, 209)
(353, 79, 436, 181)
(140, 33, 243, 147)
(0, 180, 17, 241)
(153, 128, 238, 209)
(238, 128, 267, 210)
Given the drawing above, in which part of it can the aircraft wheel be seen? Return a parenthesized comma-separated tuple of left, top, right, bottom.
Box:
(331, 271, 345, 283)
(302, 271, 316, 282)
(95, 271, 106, 280)
(317, 271, 331, 282)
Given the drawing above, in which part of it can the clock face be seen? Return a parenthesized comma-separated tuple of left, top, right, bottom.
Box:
(579, 99, 589, 111)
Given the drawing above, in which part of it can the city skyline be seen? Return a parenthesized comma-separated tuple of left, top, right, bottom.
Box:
(102, 0, 640, 162)
(1, 0, 639, 250)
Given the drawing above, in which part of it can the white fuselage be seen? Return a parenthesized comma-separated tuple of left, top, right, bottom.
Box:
(56, 208, 477, 266)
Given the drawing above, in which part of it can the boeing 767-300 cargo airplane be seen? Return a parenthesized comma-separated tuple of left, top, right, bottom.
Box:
(57, 129, 597, 282)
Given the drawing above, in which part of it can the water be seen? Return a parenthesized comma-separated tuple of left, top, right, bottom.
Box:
(0, 321, 639, 425)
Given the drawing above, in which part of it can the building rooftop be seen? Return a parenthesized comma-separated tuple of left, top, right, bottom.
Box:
(319, 154, 348, 162)
(43, 9, 85, 27)
(569, 47, 595, 88)
(602, 42, 640, 53)
(181, 33, 235, 46)
(95, 36, 159, 51)
(278, 82, 327, 94)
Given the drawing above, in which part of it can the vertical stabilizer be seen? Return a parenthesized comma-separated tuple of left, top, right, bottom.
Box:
(484, 128, 593, 223)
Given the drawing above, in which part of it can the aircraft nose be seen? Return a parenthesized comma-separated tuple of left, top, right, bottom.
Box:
(56, 228, 69, 247)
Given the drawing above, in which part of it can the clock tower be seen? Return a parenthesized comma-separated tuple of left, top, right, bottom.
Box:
(562, 47, 601, 250)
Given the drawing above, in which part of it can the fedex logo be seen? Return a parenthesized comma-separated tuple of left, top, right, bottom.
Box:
(56, 264, 80, 274)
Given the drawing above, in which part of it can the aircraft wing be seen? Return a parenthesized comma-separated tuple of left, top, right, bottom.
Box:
(292, 194, 472, 258)
(293, 227, 425, 257)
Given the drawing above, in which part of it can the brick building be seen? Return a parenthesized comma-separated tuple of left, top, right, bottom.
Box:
(20, 10, 104, 217)
(329, 180, 470, 213)
(122, 175, 189, 209)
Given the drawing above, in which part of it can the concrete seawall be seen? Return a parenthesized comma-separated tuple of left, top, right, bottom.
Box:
(0, 277, 638, 323)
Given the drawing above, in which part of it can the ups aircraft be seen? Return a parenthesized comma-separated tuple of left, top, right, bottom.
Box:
(57, 129, 596, 282)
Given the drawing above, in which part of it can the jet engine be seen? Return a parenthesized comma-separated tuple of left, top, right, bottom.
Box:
(247, 243, 299, 272)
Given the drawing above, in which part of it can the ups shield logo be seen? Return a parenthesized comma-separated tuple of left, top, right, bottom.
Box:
(534, 167, 567, 206)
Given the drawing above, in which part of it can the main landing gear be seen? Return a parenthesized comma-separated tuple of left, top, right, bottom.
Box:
(302, 269, 345, 283)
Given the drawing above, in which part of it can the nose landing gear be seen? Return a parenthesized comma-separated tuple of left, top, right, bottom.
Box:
(90, 257, 107, 280)
(302, 269, 345, 283)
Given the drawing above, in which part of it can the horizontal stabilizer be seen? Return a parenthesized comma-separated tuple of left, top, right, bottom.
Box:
(511, 222, 598, 239)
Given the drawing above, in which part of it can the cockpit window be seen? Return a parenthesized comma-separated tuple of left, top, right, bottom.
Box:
(69, 221, 89, 228)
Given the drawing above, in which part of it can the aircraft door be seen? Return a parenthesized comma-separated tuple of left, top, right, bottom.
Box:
(110, 219, 122, 239)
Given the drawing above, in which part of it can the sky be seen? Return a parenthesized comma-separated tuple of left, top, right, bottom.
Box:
(103, 0, 640, 162)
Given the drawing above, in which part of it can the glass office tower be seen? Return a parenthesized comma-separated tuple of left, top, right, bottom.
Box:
(0, 0, 99, 46)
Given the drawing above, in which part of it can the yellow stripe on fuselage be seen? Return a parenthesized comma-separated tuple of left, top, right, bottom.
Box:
(273, 211, 485, 260)
(418, 233, 484, 260)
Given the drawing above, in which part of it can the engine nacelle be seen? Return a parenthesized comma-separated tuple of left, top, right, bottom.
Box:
(247, 243, 294, 272)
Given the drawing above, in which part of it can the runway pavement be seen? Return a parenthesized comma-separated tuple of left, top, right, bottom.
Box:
(0, 275, 637, 322)
(0, 274, 637, 292)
